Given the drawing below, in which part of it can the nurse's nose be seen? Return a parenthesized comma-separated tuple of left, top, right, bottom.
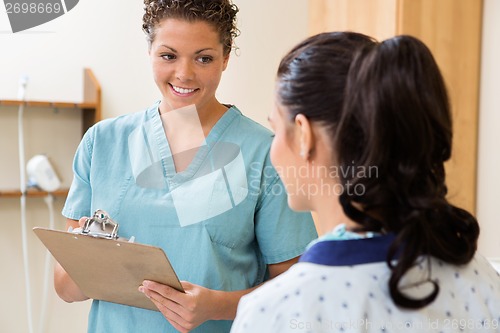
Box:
(176, 59, 195, 82)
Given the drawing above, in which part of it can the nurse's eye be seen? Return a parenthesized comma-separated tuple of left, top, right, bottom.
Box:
(197, 56, 213, 64)
(161, 54, 176, 61)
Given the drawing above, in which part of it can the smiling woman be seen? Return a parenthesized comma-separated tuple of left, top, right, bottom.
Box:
(52, 1, 317, 333)
(148, 19, 229, 124)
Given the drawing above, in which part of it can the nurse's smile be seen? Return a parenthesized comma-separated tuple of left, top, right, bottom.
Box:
(169, 83, 199, 97)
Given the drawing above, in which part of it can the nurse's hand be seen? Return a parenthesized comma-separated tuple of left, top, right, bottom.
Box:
(54, 217, 90, 303)
(139, 280, 220, 333)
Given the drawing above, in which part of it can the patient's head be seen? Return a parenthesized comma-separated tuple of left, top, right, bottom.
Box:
(272, 33, 479, 309)
(269, 31, 376, 210)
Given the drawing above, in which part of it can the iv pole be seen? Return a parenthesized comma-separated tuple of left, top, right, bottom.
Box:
(17, 75, 34, 333)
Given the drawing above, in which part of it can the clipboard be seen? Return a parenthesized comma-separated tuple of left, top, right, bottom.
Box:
(33, 211, 184, 312)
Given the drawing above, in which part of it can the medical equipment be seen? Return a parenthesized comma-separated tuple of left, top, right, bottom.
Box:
(17, 75, 61, 333)
(17, 74, 34, 333)
(27, 155, 61, 193)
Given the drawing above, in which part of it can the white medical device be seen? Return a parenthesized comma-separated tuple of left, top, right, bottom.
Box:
(26, 155, 61, 193)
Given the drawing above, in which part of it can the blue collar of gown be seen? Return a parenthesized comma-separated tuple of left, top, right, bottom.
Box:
(299, 233, 396, 266)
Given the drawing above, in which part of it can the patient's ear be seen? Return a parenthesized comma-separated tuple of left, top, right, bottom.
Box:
(295, 114, 314, 160)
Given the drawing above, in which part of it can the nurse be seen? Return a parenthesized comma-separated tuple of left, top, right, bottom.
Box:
(54, 0, 317, 332)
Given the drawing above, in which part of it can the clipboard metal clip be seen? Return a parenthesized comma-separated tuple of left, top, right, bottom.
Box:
(81, 209, 120, 240)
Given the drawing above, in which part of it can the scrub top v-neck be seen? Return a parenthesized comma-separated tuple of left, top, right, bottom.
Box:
(153, 103, 240, 186)
(62, 101, 318, 333)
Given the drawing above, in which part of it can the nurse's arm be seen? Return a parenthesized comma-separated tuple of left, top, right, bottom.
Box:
(211, 256, 300, 320)
(53, 218, 90, 303)
(139, 256, 299, 331)
(268, 256, 300, 278)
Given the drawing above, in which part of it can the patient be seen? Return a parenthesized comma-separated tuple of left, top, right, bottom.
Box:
(230, 33, 500, 332)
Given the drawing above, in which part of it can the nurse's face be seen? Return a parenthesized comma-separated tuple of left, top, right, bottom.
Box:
(149, 18, 229, 114)
(268, 99, 311, 211)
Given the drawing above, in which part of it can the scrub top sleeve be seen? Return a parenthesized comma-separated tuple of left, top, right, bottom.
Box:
(254, 173, 318, 265)
(61, 127, 94, 221)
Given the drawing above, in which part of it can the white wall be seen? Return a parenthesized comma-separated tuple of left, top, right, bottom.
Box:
(0, 1, 308, 332)
(0, 0, 308, 123)
(2, 0, 499, 332)
(477, 0, 500, 259)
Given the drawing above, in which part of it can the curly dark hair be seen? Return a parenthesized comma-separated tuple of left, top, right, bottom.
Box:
(142, 0, 239, 55)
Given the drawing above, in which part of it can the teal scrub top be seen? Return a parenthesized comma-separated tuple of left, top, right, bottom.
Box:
(62, 102, 318, 333)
